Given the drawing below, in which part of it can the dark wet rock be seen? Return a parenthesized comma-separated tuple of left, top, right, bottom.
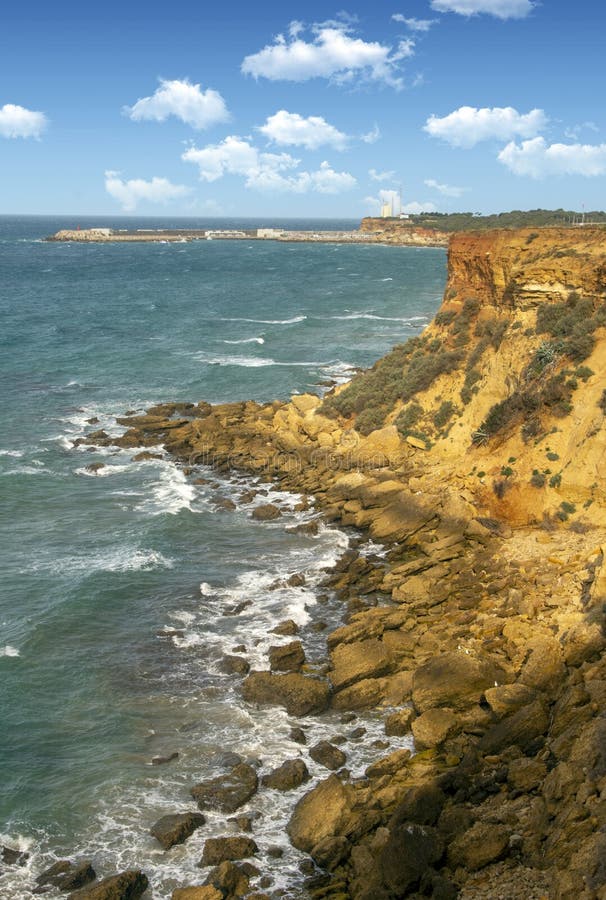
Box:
(340, 713, 356, 724)
(310, 621, 328, 632)
(203, 861, 251, 897)
(310, 836, 349, 871)
(268, 641, 305, 673)
(67, 869, 149, 899)
(287, 573, 306, 587)
(309, 741, 347, 771)
(86, 417, 100, 425)
(200, 836, 258, 867)
(379, 824, 443, 895)
(220, 655, 250, 676)
(85, 462, 105, 474)
(227, 815, 254, 832)
(156, 628, 185, 638)
(349, 726, 366, 739)
(213, 497, 237, 511)
(1, 845, 29, 866)
(390, 784, 446, 828)
(35, 860, 96, 892)
(286, 521, 319, 536)
(242, 672, 330, 716)
(290, 726, 307, 745)
(132, 451, 163, 462)
(83, 429, 111, 445)
(299, 859, 315, 876)
(385, 707, 415, 736)
(262, 759, 310, 790)
(448, 822, 510, 870)
(270, 620, 299, 637)
(151, 752, 179, 765)
(218, 752, 243, 768)
(480, 698, 550, 754)
(266, 846, 283, 858)
(251, 504, 282, 521)
(191, 763, 258, 813)
(412, 651, 507, 712)
(150, 812, 206, 849)
(238, 490, 257, 504)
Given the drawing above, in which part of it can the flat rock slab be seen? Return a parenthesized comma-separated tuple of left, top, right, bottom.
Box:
(200, 836, 258, 867)
(242, 672, 330, 716)
(191, 764, 258, 813)
(172, 888, 222, 900)
(412, 651, 507, 713)
(67, 870, 149, 900)
(150, 812, 206, 850)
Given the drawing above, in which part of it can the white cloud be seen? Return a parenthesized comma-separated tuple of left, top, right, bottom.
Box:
(424, 178, 466, 197)
(104, 171, 189, 211)
(424, 105, 547, 148)
(392, 14, 438, 31)
(402, 200, 437, 213)
(258, 110, 348, 150)
(369, 168, 396, 182)
(430, 0, 534, 19)
(124, 78, 229, 130)
(0, 103, 47, 139)
(361, 124, 381, 144)
(564, 121, 599, 140)
(498, 137, 606, 178)
(241, 21, 414, 89)
(182, 137, 356, 194)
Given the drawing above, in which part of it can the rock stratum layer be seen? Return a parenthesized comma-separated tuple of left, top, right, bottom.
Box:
(75, 226, 606, 899)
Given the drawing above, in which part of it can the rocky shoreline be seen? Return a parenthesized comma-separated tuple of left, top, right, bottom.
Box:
(5, 226, 606, 899)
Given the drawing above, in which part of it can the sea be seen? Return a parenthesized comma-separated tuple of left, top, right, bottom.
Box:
(0, 216, 446, 898)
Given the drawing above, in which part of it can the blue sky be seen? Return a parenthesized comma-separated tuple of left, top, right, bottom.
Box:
(1, 0, 605, 216)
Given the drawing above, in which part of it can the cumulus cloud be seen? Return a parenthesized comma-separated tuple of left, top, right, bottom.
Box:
(498, 137, 606, 178)
(258, 110, 348, 150)
(392, 14, 438, 31)
(369, 168, 396, 182)
(104, 171, 189, 211)
(430, 0, 534, 18)
(424, 178, 466, 197)
(0, 103, 47, 139)
(241, 21, 414, 89)
(424, 105, 547, 148)
(124, 78, 229, 130)
(182, 136, 356, 194)
(402, 200, 437, 213)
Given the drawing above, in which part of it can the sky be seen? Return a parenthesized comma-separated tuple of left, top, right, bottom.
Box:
(1, 0, 605, 217)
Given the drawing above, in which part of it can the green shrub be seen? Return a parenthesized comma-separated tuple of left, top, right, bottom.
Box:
(433, 400, 456, 429)
(546, 451, 560, 461)
(435, 309, 457, 327)
(574, 366, 594, 382)
(530, 470, 546, 488)
(599, 390, 606, 414)
(549, 473, 562, 488)
(395, 402, 423, 435)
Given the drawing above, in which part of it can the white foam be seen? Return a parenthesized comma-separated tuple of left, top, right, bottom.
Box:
(329, 312, 428, 322)
(0, 645, 20, 657)
(223, 337, 265, 345)
(199, 582, 214, 596)
(137, 466, 195, 515)
(74, 464, 130, 478)
(170, 610, 196, 625)
(381, 277, 394, 281)
(26, 548, 173, 576)
(0, 449, 23, 458)
(220, 315, 306, 325)
(197, 353, 327, 369)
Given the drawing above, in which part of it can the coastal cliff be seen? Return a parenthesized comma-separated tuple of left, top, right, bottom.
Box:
(359, 217, 449, 246)
(74, 227, 606, 899)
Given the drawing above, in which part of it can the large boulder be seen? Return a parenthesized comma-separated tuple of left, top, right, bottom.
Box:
(379, 824, 443, 894)
(268, 641, 305, 673)
(309, 741, 347, 771)
(261, 759, 310, 790)
(411, 708, 458, 750)
(203, 861, 251, 898)
(251, 504, 281, 521)
(448, 822, 510, 871)
(67, 870, 149, 900)
(199, 837, 258, 867)
(330, 639, 393, 692)
(287, 775, 356, 853)
(480, 698, 550, 754)
(412, 651, 506, 712)
(191, 764, 258, 813)
(242, 672, 330, 716)
(150, 812, 206, 850)
(36, 860, 96, 892)
(1, 846, 29, 866)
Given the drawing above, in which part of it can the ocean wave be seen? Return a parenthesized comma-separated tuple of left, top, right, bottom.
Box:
(74, 464, 131, 478)
(196, 353, 327, 369)
(137, 465, 195, 515)
(26, 548, 174, 576)
(222, 337, 265, 345)
(0, 645, 20, 658)
(0, 449, 23, 458)
(329, 312, 428, 322)
(219, 315, 306, 325)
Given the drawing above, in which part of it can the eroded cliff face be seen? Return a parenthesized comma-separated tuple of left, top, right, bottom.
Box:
(359, 217, 449, 246)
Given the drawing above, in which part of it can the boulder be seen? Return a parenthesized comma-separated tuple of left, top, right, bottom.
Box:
(203, 861, 250, 897)
(289, 726, 307, 745)
(483, 683, 536, 718)
(480, 698, 550, 754)
(379, 824, 443, 894)
(242, 672, 330, 716)
(36, 860, 96, 892)
(251, 504, 281, 521)
(219, 656, 250, 676)
(309, 741, 347, 771)
(67, 870, 149, 900)
(172, 887, 222, 900)
(150, 812, 206, 850)
(200, 837, 258, 867)
(389, 784, 446, 828)
(310, 836, 350, 871)
(507, 757, 547, 793)
(519, 636, 565, 696)
(385, 708, 415, 736)
(270, 620, 299, 636)
(448, 822, 510, 871)
(268, 641, 305, 673)
(411, 708, 458, 750)
(287, 775, 356, 853)
(1, 846, 29, 866)
(191, 764, 258, 813)
(261, 759, 310, 790)
(412, 651, 506, 713)
(330, 639, 393, 692)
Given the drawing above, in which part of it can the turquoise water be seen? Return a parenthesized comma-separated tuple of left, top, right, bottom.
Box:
(0, 216, 446, 896)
